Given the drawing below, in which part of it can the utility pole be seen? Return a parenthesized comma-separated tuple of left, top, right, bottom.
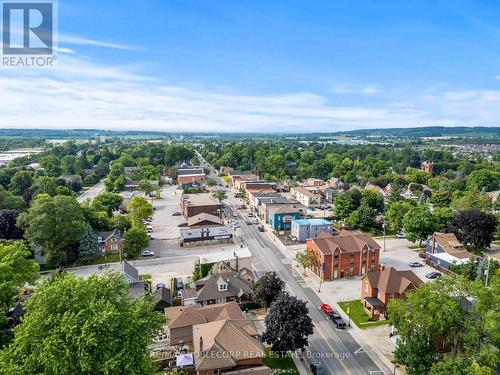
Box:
(485, 258, 491, 287)
(382, 222, 386, 252)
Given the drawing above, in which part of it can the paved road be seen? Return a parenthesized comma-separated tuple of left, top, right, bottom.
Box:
(197, 152, 389, 375)
(77, 181, 105, 203)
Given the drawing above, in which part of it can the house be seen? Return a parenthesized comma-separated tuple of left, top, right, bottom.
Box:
(268, 205, 302, 231)
(246, 191, 283, 215)
(187, 213, 224, 228)
(180, 288, 198, 306)
(306, 230, 381, 280)
(305, 178, 324, 187)
(195, 262, 254, 306)
(422, 161, 434, 174)
(181, 193, 223, 219)
(193, 319, 265, 375)
(164, 301, 246, 345)
(361, 267, 423, 319)
(291, 218, 335, 242)
(290, 186, 321, 208)
(180, 226, 233, 247)
(123, 261, 148, 298)
(197, 247, 253, 274)
(227, 172, 259, 188)
(97, 229, 124, 254)
(328, 177, 346, 189)
(425, 232, 473, 269)
(324, 187, 341, 203)
(153, 286, 172, 311)
(123, 166, 140, 176)
(220, 166, 234, 175)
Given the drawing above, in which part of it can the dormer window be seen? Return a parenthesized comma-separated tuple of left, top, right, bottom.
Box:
(219, 284, 227, 291)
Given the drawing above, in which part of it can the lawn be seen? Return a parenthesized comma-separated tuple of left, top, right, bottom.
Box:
(73, 253, 121, 267)
(262, 348, 299, 374)
(338, 300, 388, 329)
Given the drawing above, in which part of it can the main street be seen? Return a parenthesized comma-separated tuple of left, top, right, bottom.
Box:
(198, 153, 390, 375)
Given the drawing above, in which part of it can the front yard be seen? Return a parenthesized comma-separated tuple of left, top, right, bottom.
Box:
(262, 348, 299, 374)
(338, 300, 388, 329)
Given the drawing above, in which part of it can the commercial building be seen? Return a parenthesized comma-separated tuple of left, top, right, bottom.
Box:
(268, 205, 302, 231)
(291, 218, 334, 242)
(181, 193, 223, 219)
(180, 226, 233, 247)
(290, 186, 321, 208)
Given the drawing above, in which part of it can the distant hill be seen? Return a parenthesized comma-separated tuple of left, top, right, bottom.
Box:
(331, 126, 500, 138)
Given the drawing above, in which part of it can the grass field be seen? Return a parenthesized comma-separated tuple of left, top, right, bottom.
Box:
(338, 300, 388, 329)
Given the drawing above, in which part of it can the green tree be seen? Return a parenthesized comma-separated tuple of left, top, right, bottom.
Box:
(385, 200, 415, 232)
(406, 168, 428, 184)
(8, 171, 32, 196)
(429, 190, 452, 207)
(334, 189, 362, 220)
(111, 214, 132, 231)
(17, 195, 85, 267)
(295, 251, 313, 276)
(0, 186, 25, 210)
(466, 169, 499, 192)
(138, 180, 154, 196)
(394, 335, 438, 375)
(432, 207, 455, 231)
(347, 204, 376, 231)
(451, 190, 492, 211)
(0, 241, 39, 309)
(78, 224, 100, 260)
(252, 272, 285, 309)
(213, 189, 227, 203)
(92, 192, 123, 217)
(127, 196, 153, 227)
(402, 205, 436, 247)
(0, 272, 164, 375)
(429, 356, 469, 375)
(124, 226, 149, 258)
(361, 189, 384, 212)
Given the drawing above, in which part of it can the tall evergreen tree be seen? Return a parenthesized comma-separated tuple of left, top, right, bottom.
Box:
(78, 224, 100, 260)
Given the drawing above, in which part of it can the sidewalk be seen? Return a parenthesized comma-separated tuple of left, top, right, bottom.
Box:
(266, 226, 405, 375)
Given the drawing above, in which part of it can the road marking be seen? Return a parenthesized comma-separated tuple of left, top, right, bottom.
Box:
(314, 326, 352, 375)
(354, 347, 367, 355)
(368, 371, 385, 375)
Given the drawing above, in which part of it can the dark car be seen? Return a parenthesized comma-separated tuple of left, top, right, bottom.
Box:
(257, 225, 265, 232)
(320, 304, 346, 328)
(177, 222, 188, 227)
(418, 252, 428, 259)
(172, 211, 182, 216)
(310, 362, 326, 375)
(425, 271, 442, 279)
(331, 315, 347, 329)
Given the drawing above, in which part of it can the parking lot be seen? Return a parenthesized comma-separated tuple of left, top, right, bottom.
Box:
(150, 185, 184, 240)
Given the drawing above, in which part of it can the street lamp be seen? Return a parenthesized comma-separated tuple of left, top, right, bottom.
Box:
(347, 304, 351, 327)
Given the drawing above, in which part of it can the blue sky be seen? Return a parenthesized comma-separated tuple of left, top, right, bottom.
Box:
(2, 0, 500, 132)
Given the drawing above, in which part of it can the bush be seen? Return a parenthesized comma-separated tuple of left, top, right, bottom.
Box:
(239, 301, 262, 311)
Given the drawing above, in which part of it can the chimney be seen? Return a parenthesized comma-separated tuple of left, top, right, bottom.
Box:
(234, 252, 239, 272)
(379, 264, 385, 271)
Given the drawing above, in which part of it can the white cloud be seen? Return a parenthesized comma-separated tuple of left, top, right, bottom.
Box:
(58, 34, 140, 51)
(0, 50, 499, 132)
(330, 85, 379, 95)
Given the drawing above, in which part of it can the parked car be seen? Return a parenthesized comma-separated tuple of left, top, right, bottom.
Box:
(176, 279, 184, 290)
(396, 232, 407, 239)
(252, 218, 259, 224)
(258, 225, 265, 232)
(425, 271, 442, 279)
(245, 219, 253, 225)
(409, 261, 423, 267)
(172, 211, 182, 216)
(177, 222, 188, 227)
(418, 252, 428, 259)
(310, 363, 326, 375)
(321, 303, 346, 328)
(140, 250, 154, 257)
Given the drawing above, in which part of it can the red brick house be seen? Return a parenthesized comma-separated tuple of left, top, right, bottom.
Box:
(361, 267, 423, 319)
(306, 230, 380, 280)
(97, 229, 124, 254)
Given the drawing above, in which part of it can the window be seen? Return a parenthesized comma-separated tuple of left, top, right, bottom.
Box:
(219, 284, 227, 291)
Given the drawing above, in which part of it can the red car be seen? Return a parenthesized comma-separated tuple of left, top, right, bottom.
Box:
(321, 304, 341, 319)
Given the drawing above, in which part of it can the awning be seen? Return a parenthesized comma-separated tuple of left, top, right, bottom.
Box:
(364, 297, 385, 307)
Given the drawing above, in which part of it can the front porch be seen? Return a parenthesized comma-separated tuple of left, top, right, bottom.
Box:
(363, 297, 386, 320)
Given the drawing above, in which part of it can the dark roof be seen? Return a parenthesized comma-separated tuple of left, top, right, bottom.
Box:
(97, 228, 123, 242)
(365, 267, 423, 294)
(178, 168, 204, 176)
(196, 274, 253, 303)
(180, 288, 198, 299)
(364, 297, 385, 307)
(128, 282, 148, 299)
(7, 301, 25, 318)
(123, 261, 140, 282)
(153, 286, 171, 303)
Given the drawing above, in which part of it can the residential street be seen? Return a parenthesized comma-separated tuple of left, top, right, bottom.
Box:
(199, 153, 391, 375)
(77, 181, 106, 203)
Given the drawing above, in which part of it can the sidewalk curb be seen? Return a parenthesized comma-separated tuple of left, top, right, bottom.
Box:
(292, 356, 309, 375)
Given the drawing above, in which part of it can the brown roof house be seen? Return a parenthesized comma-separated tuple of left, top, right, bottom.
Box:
(97, 229, 124, 254)
(193, 319, 265, 375)
(361, 267, 423, 319)
(164, 301, 246, 346)
(195, 262, 254, 306)
(425, 232, 474, 270)
(307, 230, 380, 280)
